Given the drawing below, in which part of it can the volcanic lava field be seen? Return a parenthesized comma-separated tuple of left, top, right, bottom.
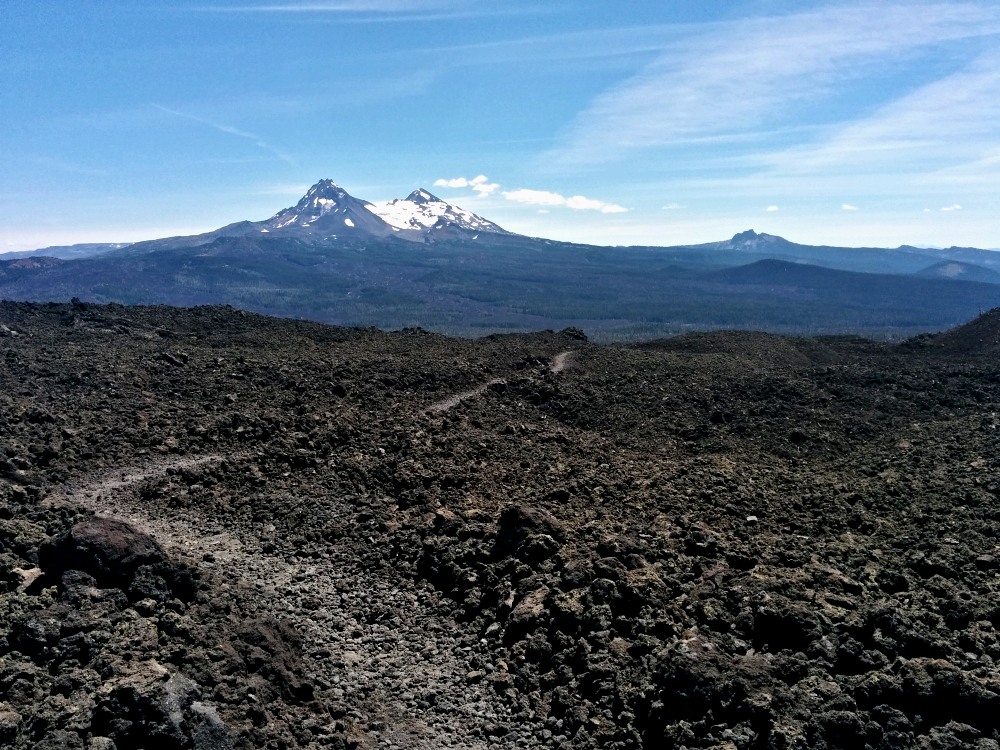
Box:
(2, 300, 1000, 750)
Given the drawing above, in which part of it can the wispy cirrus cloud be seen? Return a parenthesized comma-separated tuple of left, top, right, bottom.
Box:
(203, 0, 451, 11)
(545, 3, 1000, 167)
(199, 0, 524, 21)
(752, 52, 1000, 176)
(842, 204, 859, 211)
(152, 104, 296, 164)
(414, 22, 696, 66)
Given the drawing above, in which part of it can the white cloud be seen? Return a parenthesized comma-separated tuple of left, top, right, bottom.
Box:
(469, 174, 500, 196)
(766, 205, 779, 212)
(565, 195, 604, 211)
(436, 175, 627, 213)
(503, 188, 567, 206)
(545, 4, 1000, 166)
(502, 188, 627, 213)
(662, 202, 681, 210)
(841, 203, 859, 211)
(941, 204, 963, 211)
(434, 177, 471, 188)
(433, 174, 499, 196)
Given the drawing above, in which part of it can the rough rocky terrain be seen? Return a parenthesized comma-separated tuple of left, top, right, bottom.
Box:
(2, 300, 1000, 749)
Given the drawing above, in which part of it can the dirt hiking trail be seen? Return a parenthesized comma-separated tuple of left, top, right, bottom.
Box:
(44, 452, 534, 750)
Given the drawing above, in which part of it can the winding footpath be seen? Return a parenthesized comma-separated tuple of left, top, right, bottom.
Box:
(425, 350, 574, 414)
(48, 455, 532, 749)
(41, 350, 577, 748)
(423, 378, 505, 415)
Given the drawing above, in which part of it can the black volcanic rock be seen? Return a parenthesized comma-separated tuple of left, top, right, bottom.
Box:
(38, 517, 166, 587)
(912, 306, 1000, 356)
(4, 302, 1000, 748)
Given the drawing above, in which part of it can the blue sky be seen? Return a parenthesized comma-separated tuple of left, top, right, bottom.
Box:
(2, 0, 999, 251)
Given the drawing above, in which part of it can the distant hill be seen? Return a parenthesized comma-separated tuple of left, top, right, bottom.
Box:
(699, 230, 1000, 277)
(915, 260, 1000, 284)
(0, 242, 132, 261)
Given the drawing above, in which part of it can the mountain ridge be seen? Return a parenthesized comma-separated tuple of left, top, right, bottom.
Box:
(4, 180, 998, 264)
(3, 179, 1000, 340)
(140, 179, 512, 249)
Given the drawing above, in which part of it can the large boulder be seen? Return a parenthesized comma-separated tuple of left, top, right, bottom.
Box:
(38, 517, 166, 588)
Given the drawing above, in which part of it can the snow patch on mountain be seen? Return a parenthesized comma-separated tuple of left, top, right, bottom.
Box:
(367, 189, 508, 235)
(315, 198, 336, 214)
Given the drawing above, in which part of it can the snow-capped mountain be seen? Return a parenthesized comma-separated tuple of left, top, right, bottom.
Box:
(98, 179, 512, 254)
(368, 189, 509, 237)
(260, 179, 395, 238)
(259, 179, 508, 242)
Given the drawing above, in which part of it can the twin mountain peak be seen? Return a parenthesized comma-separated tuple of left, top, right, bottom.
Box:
(257, 180, 775, 248)
(97, 178, 789, 254)
(256, 179, 510, 242)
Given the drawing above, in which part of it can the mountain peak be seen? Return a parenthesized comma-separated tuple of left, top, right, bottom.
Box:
(368, 187, 509, 238)
(728, 229, 785, 248)
(405, 189, 441, 204)
(301, 179, 349, 202)
(262, 179, 393, 236)
(306, 178, 343, 192)
(257, 179, 509, 241)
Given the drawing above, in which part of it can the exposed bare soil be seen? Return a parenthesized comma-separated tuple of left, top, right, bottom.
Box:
(2, 301, 1000, 750)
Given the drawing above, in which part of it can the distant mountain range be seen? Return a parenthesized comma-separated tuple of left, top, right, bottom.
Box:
(7, 180, 509, 261)
(2, 179, 999, 340)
